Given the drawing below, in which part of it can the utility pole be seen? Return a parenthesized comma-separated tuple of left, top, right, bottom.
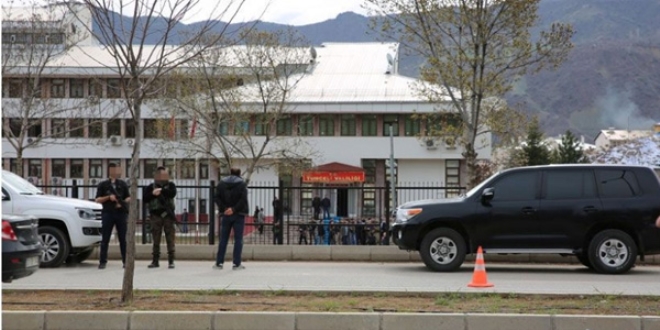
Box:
(389, 124, 397, 212)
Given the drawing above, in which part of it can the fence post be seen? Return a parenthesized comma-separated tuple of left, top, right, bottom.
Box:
(278, 180, 284, 245)
(209, 180, 215, 245)
(72, 180, 78, 199)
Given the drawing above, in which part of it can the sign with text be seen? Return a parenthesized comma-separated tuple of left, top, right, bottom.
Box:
(302, 171, 365, 183)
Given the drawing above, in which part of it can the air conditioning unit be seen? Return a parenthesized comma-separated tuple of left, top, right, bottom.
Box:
(126, 139, 134, 146)
(27, 137, 34, 144)
(51, 177, 63, 186)
(109, 135, 123, 146)
(445, 138, 457, 150)
(27, 176, 40, 185)
(425, 138, 437, 150)
(89, 178, 99, 185)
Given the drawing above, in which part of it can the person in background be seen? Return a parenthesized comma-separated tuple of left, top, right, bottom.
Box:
(321, 196, 331, 219)
(181, 208, 189, 234)
(95, 162, 130, 269)
(144, 166, 178, 269)
(298, 221, 308, 245)
(214, 168, 248, 270)
(312, 196, 321, 220)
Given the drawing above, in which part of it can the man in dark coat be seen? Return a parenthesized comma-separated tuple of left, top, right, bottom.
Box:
(321, 196, 331, 219)
(214, 168, 248, 270)
(311, 196, 321, 220)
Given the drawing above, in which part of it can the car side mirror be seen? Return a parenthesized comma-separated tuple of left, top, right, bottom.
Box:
(481, 188, 494, 203)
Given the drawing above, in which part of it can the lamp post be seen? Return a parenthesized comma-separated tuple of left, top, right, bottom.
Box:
(388, 124, 397, 214)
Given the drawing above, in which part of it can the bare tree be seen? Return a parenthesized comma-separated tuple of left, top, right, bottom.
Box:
(161, 29, 317, 183)
(69, 0, 247, 304)
(1, 0, 106, 177)
(365, 0, 573, 187)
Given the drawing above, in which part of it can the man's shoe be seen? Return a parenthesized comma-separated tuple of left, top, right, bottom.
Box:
(168, 263, 175, 269)
(232, 264, 245, 270)
(98, 263, 106, 269)
(213, 263, 223, 270)
(123, 264, 125, 269)
(168, 255, 175, 269)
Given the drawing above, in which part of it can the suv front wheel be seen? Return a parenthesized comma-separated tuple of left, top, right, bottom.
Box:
(39, 226, 70, 268)
(419, 228, 466, 272)
(587, 229, 637, 274)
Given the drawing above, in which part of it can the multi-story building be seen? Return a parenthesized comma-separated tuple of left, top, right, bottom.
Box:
(2, 4, 492, 219)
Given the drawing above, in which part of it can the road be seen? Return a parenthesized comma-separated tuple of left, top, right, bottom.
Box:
(5, 261, 659, 295)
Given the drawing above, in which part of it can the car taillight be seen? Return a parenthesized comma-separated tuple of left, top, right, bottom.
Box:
(2, 220, 17, 241)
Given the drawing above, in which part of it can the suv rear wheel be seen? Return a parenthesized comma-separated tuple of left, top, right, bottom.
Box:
(39, 226, 70, 268)
(587, 229, 637, 274)
(419, 228, 466, 272)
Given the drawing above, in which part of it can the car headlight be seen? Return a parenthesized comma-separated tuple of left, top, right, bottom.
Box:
(77, 208, 96, 220)
(396, 208, 423, 222)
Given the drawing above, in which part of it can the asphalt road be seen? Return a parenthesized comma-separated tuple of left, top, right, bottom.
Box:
(5, 261, 659, 296)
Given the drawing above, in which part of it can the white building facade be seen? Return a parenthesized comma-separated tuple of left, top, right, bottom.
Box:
(2, 6, 492, 219)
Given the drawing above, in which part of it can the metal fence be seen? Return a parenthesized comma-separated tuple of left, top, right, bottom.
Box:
(36, 181, 465, 246)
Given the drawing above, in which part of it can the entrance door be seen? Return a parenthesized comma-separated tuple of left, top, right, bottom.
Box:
(336, 188, 349, 217)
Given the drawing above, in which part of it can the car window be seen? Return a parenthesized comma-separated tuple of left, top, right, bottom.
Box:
(1, 188, 9, 200)
(545, 170, 596, 200)
(491, 171, 538, 201)
(596, 169, 641, 198)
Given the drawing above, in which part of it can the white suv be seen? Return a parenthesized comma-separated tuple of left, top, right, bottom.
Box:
(1, 170, 103, 267)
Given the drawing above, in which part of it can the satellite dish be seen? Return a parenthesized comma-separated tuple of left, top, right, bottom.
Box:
(310, 47, 317, 60)
(386, 53, 394, 66)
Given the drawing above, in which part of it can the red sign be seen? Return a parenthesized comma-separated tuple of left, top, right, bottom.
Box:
(302, 171, 365, 183)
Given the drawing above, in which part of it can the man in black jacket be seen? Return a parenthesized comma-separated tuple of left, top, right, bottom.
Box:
(144, 167, 177, 269)
(95, 162, 130, 269)
(214, 168, 248, 270)
(311, 196, 321, 220)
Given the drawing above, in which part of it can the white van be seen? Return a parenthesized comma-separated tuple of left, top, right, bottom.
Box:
(1, 170, 103, 267)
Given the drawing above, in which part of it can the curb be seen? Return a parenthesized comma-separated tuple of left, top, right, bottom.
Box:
(4, 311, 660, 330)
(99, 244, 660, 265)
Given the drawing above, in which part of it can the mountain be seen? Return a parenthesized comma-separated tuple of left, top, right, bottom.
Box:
(94, 0, 660, 141)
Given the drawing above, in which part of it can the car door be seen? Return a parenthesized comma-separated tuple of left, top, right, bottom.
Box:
(538, 169, 602, 250)
(595, 168, 645, 226)
(476, 170, 541, 250)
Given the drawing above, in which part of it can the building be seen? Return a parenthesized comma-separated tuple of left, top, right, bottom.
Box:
(594, 127, 654, 150)
(1, 4, 492, 219)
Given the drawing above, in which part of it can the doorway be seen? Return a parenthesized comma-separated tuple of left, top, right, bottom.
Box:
(337, 188, 349, 217)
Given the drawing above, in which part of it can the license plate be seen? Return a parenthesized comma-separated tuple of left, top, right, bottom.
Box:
(25, 256, 39, 267)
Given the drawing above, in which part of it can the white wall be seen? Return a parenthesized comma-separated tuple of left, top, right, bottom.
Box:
(396, 159, 445, 185)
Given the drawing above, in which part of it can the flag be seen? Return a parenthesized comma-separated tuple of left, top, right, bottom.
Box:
(190, 116, 198, 139)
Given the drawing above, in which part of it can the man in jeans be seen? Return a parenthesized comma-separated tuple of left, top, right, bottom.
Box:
(95, 162, 130, 269)
(214, 168, 248, 270)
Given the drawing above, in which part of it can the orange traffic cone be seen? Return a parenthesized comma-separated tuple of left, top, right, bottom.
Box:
(468, 246, 493, 288)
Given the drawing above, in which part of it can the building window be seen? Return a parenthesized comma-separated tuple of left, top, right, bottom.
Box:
(340, 114, 356, 136)
(50, 79, 65, 98)
(28, 160, 42, 178)
(144, 160, 158, 179)
(163, 160, 175, 176)
(181, 160, 195, 179)
(9, 159, 18, 173)
(27, 120, 42, 137)
(70, 160, 84, 178)
(276, 117, 292, 136)
(233, 120, 249, 136)
(319, 115, 335, 136)
(8, 79, 23, 98)
(8, 118, 22, 137)
(107, 119, 121, 137)
(383, 115, 399, 136)
(125, 120, 136, 138)
(218, 118, 230, 136)
(89, 160, 103, 178)
(144, 119, 166, 139)
(88, 120, 103, 138)
(199, 160, 209, 179)
(69, 119, 84, 138)
(361, 115, 377, 136)
(27, 79, 42, 98)
(106, 79, 121, 98)
(298, 115, 314, 136)
(51, 159, 66, 178)
(254, 115, 268, 136)
(301, 184, 313, 214)
(445, 160, 461, 198)
(361, 159, 377, 217)
(404, 115, 421, 136)
(51, 119, 66, 138)
(88, 79, 103, 97)
(69, 79, 85, 98)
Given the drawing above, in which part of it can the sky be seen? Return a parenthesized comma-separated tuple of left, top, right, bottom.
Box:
(186, 0, 369, 25)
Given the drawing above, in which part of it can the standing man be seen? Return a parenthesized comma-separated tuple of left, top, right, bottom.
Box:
(321, 196, 331, 219)
(272, 196, 283, 244)
(214, 168, 248, 270)
(311, 196, 321, 220)
(95, 162, 130, 269)
(181, 208, 189, 234)
(144, 166, 177, 269)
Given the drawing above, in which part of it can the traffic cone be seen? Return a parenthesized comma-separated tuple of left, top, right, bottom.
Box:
(467, 246, 493, 288)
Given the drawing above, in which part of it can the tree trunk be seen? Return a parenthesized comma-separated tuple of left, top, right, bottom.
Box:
(15, 150, 24, 177)
(122, 100, 142, 304)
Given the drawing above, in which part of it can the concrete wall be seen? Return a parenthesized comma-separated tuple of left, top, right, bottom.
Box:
(397, 159, 445, 185)
(4, 311, 659, 330)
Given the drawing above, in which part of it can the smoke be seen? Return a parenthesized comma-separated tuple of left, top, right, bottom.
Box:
(595, 86, 657, 130)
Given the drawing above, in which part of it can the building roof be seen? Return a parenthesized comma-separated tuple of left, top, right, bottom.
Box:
(308, 162, 364, 173)
(594, 129, 652, 143)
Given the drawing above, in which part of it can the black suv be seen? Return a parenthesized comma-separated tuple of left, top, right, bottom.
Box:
(391, 165, 660, 274)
